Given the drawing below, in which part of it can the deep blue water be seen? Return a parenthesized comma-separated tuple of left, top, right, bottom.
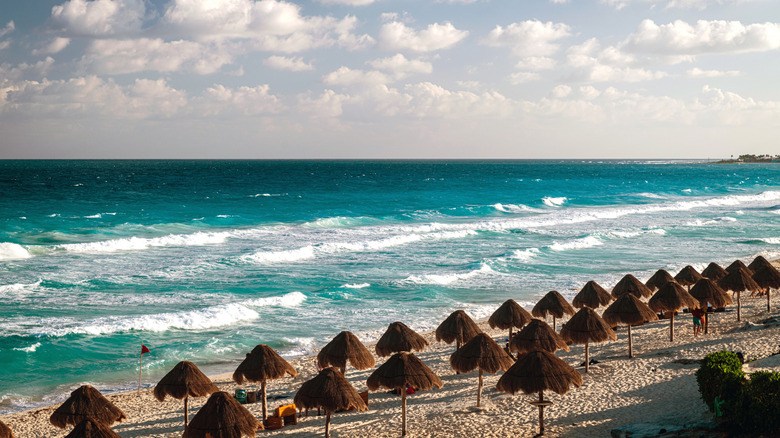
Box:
(1, 159, 779, 413)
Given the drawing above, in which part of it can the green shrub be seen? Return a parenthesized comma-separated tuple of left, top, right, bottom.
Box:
(731, 371, 780, 434)
(695, 351, 745, 411)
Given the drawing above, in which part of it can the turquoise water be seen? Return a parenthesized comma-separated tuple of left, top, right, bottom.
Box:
(1, 160, 780, 413)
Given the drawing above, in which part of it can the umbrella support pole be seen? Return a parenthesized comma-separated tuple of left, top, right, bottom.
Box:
(768, 290, 771, 313)
(184, 395, 189, 428)
(477, 369, 483, 408)
(552, 316, 556, 332)
(584, 342, 589, 373)
(261, 381, 267, 420)
(704, 312, 708, 335)
(737, 291, 741, 322)
(528, 390, 552, 436)
(669, 313, 674, 342)
(401, 389, 407, 436)
(628, 325, 633, 358)
(325, 412, 331, 438)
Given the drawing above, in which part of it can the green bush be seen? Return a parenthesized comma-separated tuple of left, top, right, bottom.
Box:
(695, 351, 745, 411)
(731, 371, 780, 434)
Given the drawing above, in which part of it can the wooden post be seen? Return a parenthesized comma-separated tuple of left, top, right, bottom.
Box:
(552, 316, 556, 332)
(138, 347, 143, 394)
(477, 369, 483, 408)
(325, 412, 331, 438)
(628, 324, 633, 359)
(737, 291, 741, 322)
(261, 380, 267, 420)
(669, 313, 674, 342)
(584, 341, 589, 373)
(704, 311, 709, 335)
(401, 388, 407, 436)
(768, 289, 771, 312)
(184, 395, 189, 428)
(538, 390, 545, 435)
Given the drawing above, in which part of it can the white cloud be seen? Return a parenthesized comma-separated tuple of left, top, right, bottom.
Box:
(579, 85, 601, 100)
(685, 67, 740, 78)
(33, 37, 72, 55)
(81, 38, 234, 75)
(378, 21, 468, 52)
(484, 20, 570, 56)
(50, 0, 146, 37)
(601, 0, 758, 9)
(323, 66, 391, 87)
(509, 72, 541, 84)
(367, 54, 433, 78)
(623, 19, 780, 55)
(565, 38, 667, 83)
(0, 41, 10, 51)
(317, 0, 377, 5)
(0, 58, 56, 81)
(551, 85, 572, 98)
(264, 55, 314, 71)
(198, 84, 282, 116)
(0, 21, 14, 38)
(298, 89, 348, 118)
(515, 57, 556, 70)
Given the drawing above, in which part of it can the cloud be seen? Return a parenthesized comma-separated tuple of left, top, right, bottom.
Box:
(601, 0, 759, 9)
(297, 89, 348, 118)
(264, 55, 314, 71)
(565, 38, 667, 83)
(0, 21, 14, 38)
(551, 85, 572, 98)
(0, 58, 56, 81)
(378, 21, 468, 52)
(50, 0, 146, 37)
(685, 67, 740, 78)
(366, 54, 433, 78)
(33, 37, 72, 55)
(323, 66, 391, 87)
(623, 19, 780, 55)
(509, 72, 541, 84)
(483, 20, 570, 56)
(198, 83, 282, 116)
(515, 56, 556, 70)
(80, 38, 233, 75)
(317, 0, 377, 5)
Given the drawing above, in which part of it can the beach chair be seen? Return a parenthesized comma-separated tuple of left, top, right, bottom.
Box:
(276, 403, 297, 426)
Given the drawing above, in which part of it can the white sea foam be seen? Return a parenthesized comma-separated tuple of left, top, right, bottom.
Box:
(242, 246, 316, 263)
(636, 192, 666, 199)
(549, 236, 603, 251)
(243, 291, 306, 308)
(542, 196, 567, 207)
(761, 238, 780, 244)
(493, 203, 534, 213)
(57, 231, 231, 253)
(606, 229, 666, 239)
(13, 342, 41, 353)
(343, 283, 370, 289)
(401, 263, 494, 286)
(0, 280, 42, 297)
(84, 214, 102, 218)
(511, 248, 540, 262)
(0, 243, 31, 260)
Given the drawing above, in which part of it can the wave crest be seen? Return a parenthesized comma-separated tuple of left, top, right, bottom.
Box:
(0, 243, 31, 260)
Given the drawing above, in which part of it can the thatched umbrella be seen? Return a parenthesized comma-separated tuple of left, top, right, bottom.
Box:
(611, 274, 653, 299)
(674, 266, 702, 291)
(50, 385, 127, 429)
(0, 420, 14, 438)
(602, 294, 658, 358)
(560, 307, 616, 373)
(644, 269, 675, 292)
(689, 278, 733, 334)
(718, 267, 761, 322)
(64, 419, 121, 438)
(488, 299, 532, 349)
(450, 333, 514, 408)
(510, 319, 569, 355)
(531, 291, 575, 331)
(183, 391, 262, 438)
(726, 259, 752, 275)
(435, 310, 482, 352)
(752, 265, 780, 312)
(376, 321, 429, 357)
(317, 331, 376, 375)
(233, 344, 298, 420)
(153, 361, 219, 428)
(572, 280, 613, 309)
(367, 352, 442, 436)
(296, 368, 367, 438)
(496, 350, 582, 436)
(748, 255, 774, 273)
(701, 262, 728, 281)
(648, 281, 698, 342)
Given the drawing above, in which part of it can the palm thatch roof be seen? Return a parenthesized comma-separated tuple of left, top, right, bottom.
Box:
(572, 281, 613, 309)
(602, 294, 658, 327)
(725, 259, 752, 275)
(611, 274, 653, 299)
(496, 350, 582, 396)
(752, 265, 780, 290)
(182, 391, 262, 438)
(748, 255, 775, 273)
(295, 368, 367, 413)
(64, 419, 121, 438)
(560, 307, 616, 344)
(450, 333, 514, 374)
(233, 344, 297, 385)
(435, 310, 482, 347)
(376, 322, 429, 357)
(701, 262, 728, 281)
(510, 319, 569, 354)
(0, 420, 14, 438)
(689, 278, 733, 308)
(532, 291, 576, 318)
(367, 352, 443, 392)
(648, 281, 699, 313)
(317, 331, 376, 372)
(644, 269, 675, 292)
(153, 361, 219, 402)
(50, 385, 127, 429)
(674, 265, 702, 287)
(718, 267, 761, 293)
(488, 299, 532, 330)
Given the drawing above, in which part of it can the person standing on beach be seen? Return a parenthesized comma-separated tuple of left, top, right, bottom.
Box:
(691, 307, 704, 336)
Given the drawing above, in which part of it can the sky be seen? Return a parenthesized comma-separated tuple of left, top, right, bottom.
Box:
(0, 0, 779, 159)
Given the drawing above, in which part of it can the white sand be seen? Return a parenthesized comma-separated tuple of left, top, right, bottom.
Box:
(4, 289, 780, 437)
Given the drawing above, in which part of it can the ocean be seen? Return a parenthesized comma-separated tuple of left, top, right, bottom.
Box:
(1, 159, 779, 414)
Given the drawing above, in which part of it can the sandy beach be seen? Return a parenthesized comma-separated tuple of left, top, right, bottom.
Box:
(4, 280, 780, 437)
